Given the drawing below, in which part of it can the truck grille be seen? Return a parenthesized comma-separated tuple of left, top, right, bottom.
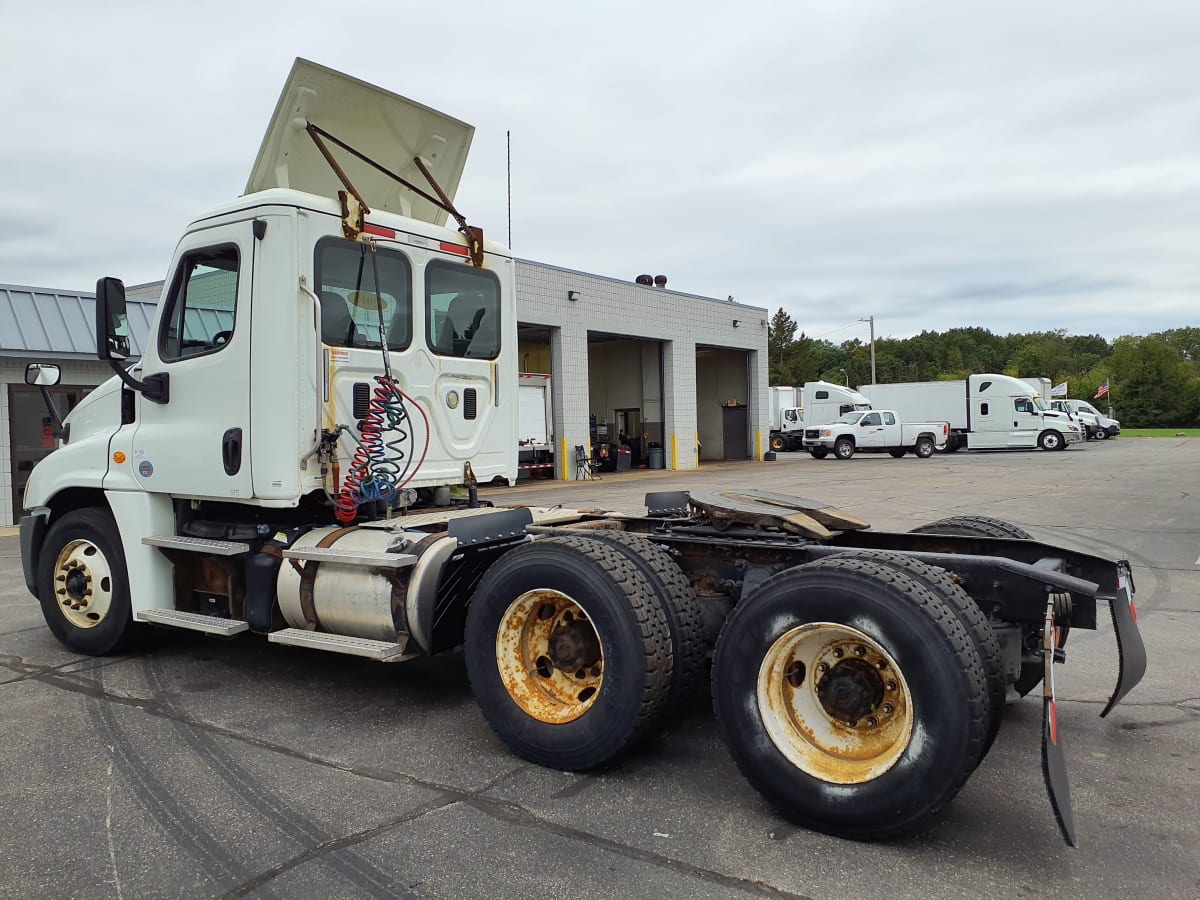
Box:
(804, 429, 821, 439)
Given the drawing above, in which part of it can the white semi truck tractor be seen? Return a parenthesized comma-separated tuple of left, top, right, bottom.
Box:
(18, 60, 1144, 847)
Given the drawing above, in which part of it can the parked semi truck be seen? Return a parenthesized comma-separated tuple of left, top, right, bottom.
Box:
(802, 410, 949, 459)
(859, 375, 1082, 451)
(767, 386, 804, 451)
(19, 60, 1143, 846)
(1052, 399, 1121, 440)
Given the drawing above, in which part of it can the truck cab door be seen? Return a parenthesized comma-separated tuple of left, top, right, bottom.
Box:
(1008, 396, 1042, 448)
(880, 411, 900, 445)
(858, 412, 884, 447)
(130, 221, 255, 499)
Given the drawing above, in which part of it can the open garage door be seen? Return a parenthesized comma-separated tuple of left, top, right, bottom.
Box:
(696, 347, 751, 460)
(587, 332, 664, 472)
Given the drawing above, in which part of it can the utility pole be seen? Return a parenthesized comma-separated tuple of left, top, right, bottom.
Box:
(859, 316, 876, 385)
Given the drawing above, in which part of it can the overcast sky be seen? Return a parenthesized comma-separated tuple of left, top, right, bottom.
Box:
(2, 1, 1197, 342)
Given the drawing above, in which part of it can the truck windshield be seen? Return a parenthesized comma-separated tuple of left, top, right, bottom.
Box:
(835, 412, 862, 424)
(853, 403, 871, 411)
(1033, 398, 1049, 412)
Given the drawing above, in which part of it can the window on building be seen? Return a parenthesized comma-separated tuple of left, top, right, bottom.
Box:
(315, 238, 412, 350)
(427, 260, 501, 359)
(160, 245, 239, 360)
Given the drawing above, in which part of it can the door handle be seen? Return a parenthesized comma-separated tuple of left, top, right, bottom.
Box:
(222, 427, 242, 476)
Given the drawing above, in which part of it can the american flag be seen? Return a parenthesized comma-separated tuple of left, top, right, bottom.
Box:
(1094, 379, 1110, 400)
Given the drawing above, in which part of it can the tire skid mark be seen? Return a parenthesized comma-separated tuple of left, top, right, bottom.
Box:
(41, 665, 795, 896)
(463, 795, 809, 898)
(84, 662, 253, 890)
(220, 797, 455, 899)
(142, 656, 399, 899)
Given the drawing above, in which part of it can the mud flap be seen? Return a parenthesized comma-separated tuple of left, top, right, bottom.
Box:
(1041, 600, 1076, 847)
(1100, 563, 1146, 718)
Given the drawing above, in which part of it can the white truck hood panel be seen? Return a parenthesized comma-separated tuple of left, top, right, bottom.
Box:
(246, 58, 474, 227)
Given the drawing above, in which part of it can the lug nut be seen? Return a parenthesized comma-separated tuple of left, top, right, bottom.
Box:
(875, 660, 886, 670)
(854, 646, 866, 657)
(882, 703, 894, 714)
(817, 662, 829, 674)
(833, 648, 844, 659)
(886, 681, 897, 692)
(866, 716, 878, 727)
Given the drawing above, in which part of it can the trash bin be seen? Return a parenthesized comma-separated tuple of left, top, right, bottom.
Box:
(648, 446, 665, 469)
(615, 448, 632, 471)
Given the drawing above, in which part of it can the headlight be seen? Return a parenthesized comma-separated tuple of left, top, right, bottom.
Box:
(821, 429, 832, 437)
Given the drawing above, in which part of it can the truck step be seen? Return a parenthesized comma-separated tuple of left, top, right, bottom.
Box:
(281, 547, 417, 568)
(137, 609, 249, 636)
(143, 535, 250, 556)
(267, 628, 414, 661)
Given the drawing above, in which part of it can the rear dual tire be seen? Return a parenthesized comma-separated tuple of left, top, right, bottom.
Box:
(465, 534, 703, 771)
(712, 556, 990, 840)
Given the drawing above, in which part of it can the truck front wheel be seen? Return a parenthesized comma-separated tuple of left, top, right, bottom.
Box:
(833, 437, 855, 460)
(888, 449, 906, 458)
(914, 437, 935, 458)
(770, 434, 786, 452)
(464, 536, 673, 770)
(1038, 430, 1064, 451)
(36, 507, 147, 656)
(712, 556, 988, 840)
(809, 447, 829, 459)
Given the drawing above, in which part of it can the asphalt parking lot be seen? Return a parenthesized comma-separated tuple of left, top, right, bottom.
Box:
(2, 438, 1198, 899)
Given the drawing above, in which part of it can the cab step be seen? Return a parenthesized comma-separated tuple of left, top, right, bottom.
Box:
(281, 547, 417, 568)
(137, 609, 249, 636)
(267, 628, 415, 661)
(143, 535, 250, 556)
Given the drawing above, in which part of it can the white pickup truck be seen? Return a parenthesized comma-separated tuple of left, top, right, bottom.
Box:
(803, 410, 950, 460)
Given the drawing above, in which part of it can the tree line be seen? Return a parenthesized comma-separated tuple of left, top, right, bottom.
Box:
(768, 309, 1200, 428)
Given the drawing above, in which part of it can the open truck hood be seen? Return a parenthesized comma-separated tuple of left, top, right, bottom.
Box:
(246, 58, 474, 227)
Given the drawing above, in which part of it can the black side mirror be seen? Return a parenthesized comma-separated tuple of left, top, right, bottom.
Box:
(24, 362, 61, 387)
(96, 276, 131, 360)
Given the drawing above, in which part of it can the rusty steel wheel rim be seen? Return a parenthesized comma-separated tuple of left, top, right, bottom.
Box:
(757, 622, 913, 784)
(52, 538, 115, 630)
(495, 589, 605, 724)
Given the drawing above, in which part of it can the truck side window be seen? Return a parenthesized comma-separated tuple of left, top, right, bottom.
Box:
(427, 260, 501, 359)
(1014, 398, 1032, 414)
(980, 403, 989, 416)
(815, 391, 829, 400)
(882, 412, 896, 425)
(315, 238, 412, 350)
(784, 409, 798, 422)
(862, 412, 882, 426)
(159, 245, 239, 361)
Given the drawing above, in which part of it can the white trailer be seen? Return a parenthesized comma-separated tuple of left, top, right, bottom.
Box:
(859, 374, 1081, 451)
(1021, 377, 1052, 404)
(517, 373, 554, 477)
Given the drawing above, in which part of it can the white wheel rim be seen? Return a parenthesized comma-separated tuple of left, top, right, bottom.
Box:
(52, 538, 114, 629)
(757, 622, 913, 784)
(495, 589, 604, 724)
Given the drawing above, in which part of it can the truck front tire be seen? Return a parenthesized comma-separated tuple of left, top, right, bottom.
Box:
(36, 507, 147, 656)
(809, 447, 829, 459)
(712, 556, 988, 841)
(834, 438, 855, 460)
(464, 536, 673, 770)
(770, 434, 786, 452)
(1038, 430, 1065, 451)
